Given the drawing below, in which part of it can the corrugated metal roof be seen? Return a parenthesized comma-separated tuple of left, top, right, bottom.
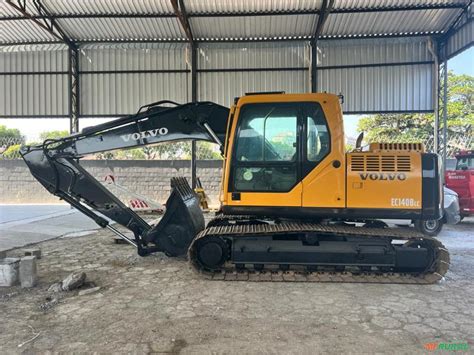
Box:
(191, 14, 317, 40)
(0, 19, 57, 43)
(42, 0, 175, 15)
(0, 0, 470, 47)
(186, 0, 322, 14)
(332, 0, 467, 10)
(56, 17, 185, 41)
(0, 0, 469, 52)
(0, 0, 39, 18)
(322, 8, 461, 37)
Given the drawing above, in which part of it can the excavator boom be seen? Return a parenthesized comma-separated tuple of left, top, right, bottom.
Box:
(21, 101, 229, 256)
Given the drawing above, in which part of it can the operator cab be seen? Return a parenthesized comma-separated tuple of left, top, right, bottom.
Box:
(231, 100, 330, 193)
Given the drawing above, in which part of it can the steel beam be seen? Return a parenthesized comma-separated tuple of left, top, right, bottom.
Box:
(332, 3, 467, 14)
(0, 3, 466, 21)
(0, 32, 444, 47)
(171, 0, 194, 43)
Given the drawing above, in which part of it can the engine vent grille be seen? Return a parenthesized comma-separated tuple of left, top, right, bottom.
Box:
(350, 155, 411, 172)
(369, 143, 424, 152)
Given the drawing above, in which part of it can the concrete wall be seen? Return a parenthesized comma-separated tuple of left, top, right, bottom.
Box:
(0, 160, 223, 206)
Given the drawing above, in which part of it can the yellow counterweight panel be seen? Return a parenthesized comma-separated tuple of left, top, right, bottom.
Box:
(346, 151, 422, 210)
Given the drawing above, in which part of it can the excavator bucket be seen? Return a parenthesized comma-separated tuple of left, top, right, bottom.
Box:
(145, 177, 205, 257)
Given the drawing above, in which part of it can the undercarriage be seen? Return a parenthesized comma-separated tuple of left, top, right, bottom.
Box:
(189, 216, 450, 284)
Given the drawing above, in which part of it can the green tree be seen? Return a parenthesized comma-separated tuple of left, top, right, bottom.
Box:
(196, 142, 222, 160)
(0, 125, 24, 158)
(39, 130, 69, 141)
(357, 72, 473, 147)
(0, 125, 22, 140)
(115, 148, 146, 160)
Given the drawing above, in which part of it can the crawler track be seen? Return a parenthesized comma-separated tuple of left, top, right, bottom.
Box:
(189, 219, 450, 284)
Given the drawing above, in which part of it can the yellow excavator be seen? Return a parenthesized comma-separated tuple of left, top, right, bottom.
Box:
(21, 92, 449, 283)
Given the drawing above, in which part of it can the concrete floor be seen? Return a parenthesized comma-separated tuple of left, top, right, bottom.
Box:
(0, 204, 70, 224)
(0, 207, 99, 252)
(0, 218, 473, 353)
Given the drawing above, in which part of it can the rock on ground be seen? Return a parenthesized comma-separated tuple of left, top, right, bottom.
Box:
(61, 272, 86, 291)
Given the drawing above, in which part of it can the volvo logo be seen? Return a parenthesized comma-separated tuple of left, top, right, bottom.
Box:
(120, 128, 169, 142)
(359, 173, 407, 181)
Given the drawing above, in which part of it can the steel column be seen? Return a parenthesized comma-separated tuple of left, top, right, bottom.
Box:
(171, 0, 198, 188)
(428, 39, 439, 154)
(311, 0, 333, 93)
(68, 45, 80, 133)
(191, 43, 198, 188)
(438, 43, 449, 173)
(442, 58, 448, 171)
(311, 40, 318, 93)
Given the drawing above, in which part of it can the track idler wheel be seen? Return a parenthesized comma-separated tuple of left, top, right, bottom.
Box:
(196, 237, 229, 271)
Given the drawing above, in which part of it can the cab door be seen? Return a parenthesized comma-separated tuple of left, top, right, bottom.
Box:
(301, 101, 346, 208)
(225, 102, 303, 207)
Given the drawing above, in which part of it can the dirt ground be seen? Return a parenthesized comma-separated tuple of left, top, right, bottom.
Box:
(1, 218, 473, 354)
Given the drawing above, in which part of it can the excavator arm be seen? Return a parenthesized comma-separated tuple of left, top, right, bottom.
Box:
(20, 101, 229, 256)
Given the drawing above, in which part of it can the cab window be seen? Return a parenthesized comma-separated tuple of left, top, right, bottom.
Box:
(306, 105, 330, 162)
(235, 106, 297, 162)
(231, 101, 330, 193)
(233, 103, 298, 192)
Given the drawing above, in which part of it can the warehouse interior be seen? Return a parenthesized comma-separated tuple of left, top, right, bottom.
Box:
(0, 0, 473, 353)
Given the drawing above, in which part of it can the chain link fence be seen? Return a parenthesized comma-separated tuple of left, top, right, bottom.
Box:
(424, 132, 473, 157)
(0, 136, 24, 160)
